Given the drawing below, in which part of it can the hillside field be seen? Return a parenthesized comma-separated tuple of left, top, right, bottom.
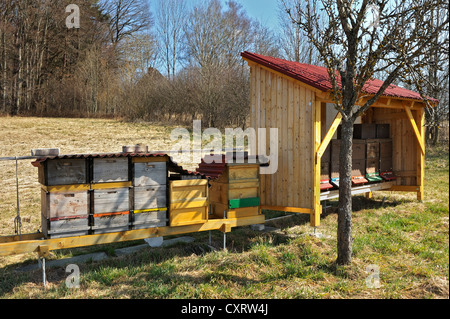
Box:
(0, 116, 448, 299)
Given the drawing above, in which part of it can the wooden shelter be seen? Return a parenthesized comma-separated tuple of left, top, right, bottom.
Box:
(241, 51, 436, 227)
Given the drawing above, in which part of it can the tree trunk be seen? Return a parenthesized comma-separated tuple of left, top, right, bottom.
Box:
(337, 118, 353, 265)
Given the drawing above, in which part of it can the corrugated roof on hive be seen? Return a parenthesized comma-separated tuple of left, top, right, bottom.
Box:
(31, 153, 205, 177)
(241, 51, 438, 102)
(196, 155, 227, 179)
(196, 153, 267, 180)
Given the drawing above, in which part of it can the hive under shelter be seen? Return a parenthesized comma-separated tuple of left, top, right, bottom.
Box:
(241, 51, 437, 227)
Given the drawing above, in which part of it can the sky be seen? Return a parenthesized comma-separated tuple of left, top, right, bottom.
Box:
(235, 0, 281, 31)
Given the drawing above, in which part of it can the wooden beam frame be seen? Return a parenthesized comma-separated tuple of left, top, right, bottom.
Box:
(261, 206, 312, 214)
(317, 112, 343, 160)
(312, 100, 322, 227)
(316, 95, 426, 111)
(415, 107, 425, 201)
(403, 104, 425, 155)
(389, 185, 421, 192)
(0, 215, 265, 257)
(320, 181, 396, 201)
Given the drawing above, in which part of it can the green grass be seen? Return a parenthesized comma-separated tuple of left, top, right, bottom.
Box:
(0, 117, 448, 299)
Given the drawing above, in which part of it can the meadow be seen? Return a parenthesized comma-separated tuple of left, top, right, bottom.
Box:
(0, 116, 448, 299)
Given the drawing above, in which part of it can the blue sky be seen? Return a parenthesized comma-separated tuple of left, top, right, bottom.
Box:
(236, 0, 281, 31)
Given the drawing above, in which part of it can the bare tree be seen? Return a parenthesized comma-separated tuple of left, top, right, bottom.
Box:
(278, 0, 319, 64)
(155, 0, 187, 79)
(282, 0, 449, 265)
(120, 31, 158, 84)
(251, 20, 281, 58)
(422, 3, 449, 145)
(100, 0, 152, 47)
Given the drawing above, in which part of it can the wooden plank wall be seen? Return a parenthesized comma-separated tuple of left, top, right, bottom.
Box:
(250, 64, 315, 209)
(371, 107, 419, 186)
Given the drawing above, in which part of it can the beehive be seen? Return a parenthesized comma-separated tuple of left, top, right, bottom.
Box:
(91, 185, 131, 234)
(131, 157, 169, 230)
(40, 184, 90, 238)
(169, 179, 209, 226)
(208, 162, 261, 220)
(38, 158, 88, 186)
(35, 153, 173, 237)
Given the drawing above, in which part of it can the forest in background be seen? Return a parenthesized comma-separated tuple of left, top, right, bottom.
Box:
(0, 0, 448, 133)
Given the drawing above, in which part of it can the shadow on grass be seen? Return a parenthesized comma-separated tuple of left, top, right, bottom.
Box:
(322, 194, 415, 217)
(0, 196, 407, 296)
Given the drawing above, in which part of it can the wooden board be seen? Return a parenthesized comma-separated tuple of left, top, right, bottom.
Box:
(169, 180, 209, 227)
(40, 159, 87, 186)
(366, 140, 380, 159)
(169, 206, 208, 227)
(92, 158, 129, 183)
(133, 210, 167, 229)
(41, 189, 89, 220)
(133, 185, 167, 211)
(92, 213, 130, 232)
(133, 162, 167, 187)
(352, 140, 366, 160)
(93, 187, 130, 214)
(228, 165, 259, 181)
(248, 64, 315, 211)
(211, 203, 260, 219)
(366, 158, 380, 174)
(43, 216, 90, 239)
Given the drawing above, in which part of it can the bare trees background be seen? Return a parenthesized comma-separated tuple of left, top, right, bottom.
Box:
(0, 0, 448, 134)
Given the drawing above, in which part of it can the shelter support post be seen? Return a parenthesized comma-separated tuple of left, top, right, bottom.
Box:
(403, 104, 425, 201)
(312, 101, 322, 227)
(415, 107, 425, 201)
(313, 104, 343, 227)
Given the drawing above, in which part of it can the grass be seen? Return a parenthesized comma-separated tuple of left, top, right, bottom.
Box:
(0, 116, 448, 299)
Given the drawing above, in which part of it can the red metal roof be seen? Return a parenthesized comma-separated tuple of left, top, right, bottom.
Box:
(196, 155, 228, 180)
(241, 51, 437, 103)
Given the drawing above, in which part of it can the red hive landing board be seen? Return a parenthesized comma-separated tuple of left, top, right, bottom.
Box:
(352, 176, 368, 186)
(320, 180, 334, 191)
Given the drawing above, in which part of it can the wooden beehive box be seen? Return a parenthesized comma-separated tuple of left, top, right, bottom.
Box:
(169, 179, 209, 227)
(353, 123, 377, 139)
(210, 163, 261, 219)
(131, 156, 169, 229)
(352, 140, 366, 160)
(376, 124, 390, 139)
(92, 157, 129, 183)
(38, 157, 90, 238)
(42, 216, 90, 239)
(38, 158, 88, 186)
(91, 186, 131, 234)
(40, 185, 91, 239)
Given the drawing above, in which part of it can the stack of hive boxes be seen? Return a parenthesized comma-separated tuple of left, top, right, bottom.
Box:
(40, 158, 90, 239)
(208, 158, 261, 220)
(132, 157, 168, 230)
(91, 157, 131, 234)
(325, 123, 394, 189)
(37, 153, 170, 239)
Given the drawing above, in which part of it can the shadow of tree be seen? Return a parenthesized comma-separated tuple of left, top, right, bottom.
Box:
(0, 195, 410, 296)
